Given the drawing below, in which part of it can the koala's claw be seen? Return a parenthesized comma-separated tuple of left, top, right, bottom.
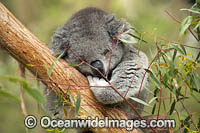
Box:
(87, 76, 93, 86)
(87, 76, 109, 87)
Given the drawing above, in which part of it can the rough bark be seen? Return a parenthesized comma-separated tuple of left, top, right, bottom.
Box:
(0, 2, 130, 133)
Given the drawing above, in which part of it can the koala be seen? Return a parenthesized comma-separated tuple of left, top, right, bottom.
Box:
(46, 7, 149, 119)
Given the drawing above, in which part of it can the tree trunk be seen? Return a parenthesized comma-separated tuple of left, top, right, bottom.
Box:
(0, 2, 131, 133)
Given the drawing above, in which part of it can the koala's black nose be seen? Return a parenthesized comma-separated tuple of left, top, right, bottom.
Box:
(91, 60, 105, 77)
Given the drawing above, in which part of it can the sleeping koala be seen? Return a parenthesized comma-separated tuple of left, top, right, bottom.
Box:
(46, 7, 149, 119)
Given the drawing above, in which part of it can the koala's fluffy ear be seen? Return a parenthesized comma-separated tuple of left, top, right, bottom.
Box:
(49, 27, 70, 58)
(105, 14, 137, 44)
(105, 14, 122, 36)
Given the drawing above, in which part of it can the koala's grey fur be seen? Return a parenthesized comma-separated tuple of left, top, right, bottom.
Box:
(46, 7, 149, 119)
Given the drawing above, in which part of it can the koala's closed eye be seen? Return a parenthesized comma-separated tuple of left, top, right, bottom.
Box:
(91, 60, 105, 76)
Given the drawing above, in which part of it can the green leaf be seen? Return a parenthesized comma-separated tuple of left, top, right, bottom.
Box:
(44, 64, 50, 77)
(145, 69, 161, 88)
(117, 27, 147, 44)
(197, 0, 200, 4)
(197, 26, 200, 41)
(45, 51, 65, 77)
(177, 96, 189, 102)
(195, 51, 200, 62)
(152, 103, 157, 114)
(8, 77, 22, 83)
(49, 63, 55, 77)
(184, 115, 191, 123)
(179, 16, 193, 37)
(57, 128, 65, 133)
(66, 85, 70, 95)
(193, 72, 200, 91)
(0, 88, 20, 102)
(128, 33, 147, 43)
(192, 87, 200, 93)
(1, 75, 25, 83)
(172, 85, 177, 101)
(130, 96, 151, 107)
(169, 100, 176, 115)
(118, 37, 137, 44)
(69, 64, 79, 67)
(55, 128, 65, 133)
(170, 45, 185, 55)
(163, 72, 170, 84)
(148, 97, 158, 104)
(181, 8, 200, 14)
(56, 51, 65, 62)
(153, 88, 159, 100)
(45, 62, 55, 77)
(45, 128, 55, 131)
(69, 93, 74, 105)
(0, 76, 46, 103)
(162, 100, 166, 111)
(75, 92, 81, 116)
(172, 50, 177, 62)
(57, 94, 62, 105)
(191, 93, 200, 103)
(176, 87, 184, 96)
(169, 61, 175, 75)
(23, 83, 46, 103)
(180, 45, 187, 55)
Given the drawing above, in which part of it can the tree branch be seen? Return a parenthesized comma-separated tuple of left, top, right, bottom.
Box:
(0, 2, 129, 133)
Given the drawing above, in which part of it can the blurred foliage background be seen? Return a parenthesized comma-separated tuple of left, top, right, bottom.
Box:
(0, 0, 199, 133)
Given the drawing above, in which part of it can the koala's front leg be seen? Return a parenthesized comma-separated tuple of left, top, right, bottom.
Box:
(87, 76, 124, 104)
(87, 51, 148, 105)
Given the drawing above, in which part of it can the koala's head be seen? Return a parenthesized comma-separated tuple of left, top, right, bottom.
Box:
(50, 7, 127, 79)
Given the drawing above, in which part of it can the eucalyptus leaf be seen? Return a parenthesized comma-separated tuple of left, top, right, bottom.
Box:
(152, 103, 157, 114)
(69, 64, 79, 67)
(180, 45, 187, 55)
(179, 16, 193, 37)
(169, 100, 176, 115)
(191, 93, 200, 103)
(46, 51, 65, 77)
(75, 92, 81, 116)
(193, 72, 200, 91)
(170, 45, 185, 55)
(145, 69, 161, 88)
(45, 128, 55, 131)
(0, 88, 20, 102)
(195, 51, 200, 62)
(69, 93, 74, 105)
(148, 97, 158, 104)
(172, 50, 177, 62)
(181, 8, 200, 14)
(1, 75, 25, 83)
(23, 83, 46, 103)
(130, 96, 151, 107)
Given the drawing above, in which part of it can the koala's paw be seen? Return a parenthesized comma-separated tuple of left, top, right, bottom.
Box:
(87, 76, 123, 104)
(87, 76, 115, 104)
(87, 76, 109, 88)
